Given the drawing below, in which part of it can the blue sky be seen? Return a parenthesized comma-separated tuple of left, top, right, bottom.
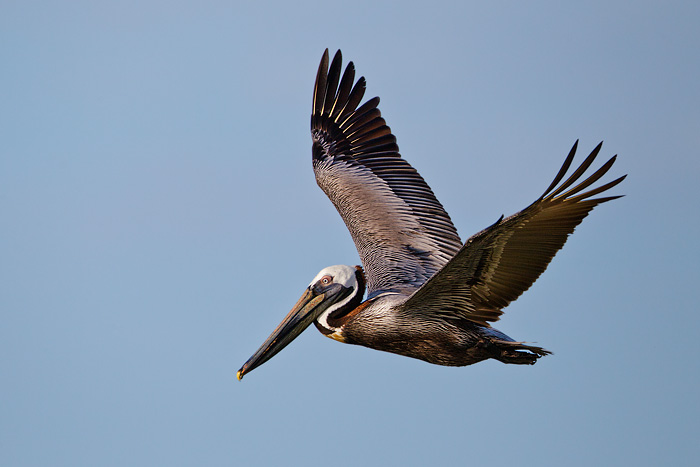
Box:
(2, 1, 699, 466)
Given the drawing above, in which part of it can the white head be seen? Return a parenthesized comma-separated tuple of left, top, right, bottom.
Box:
(309, 264, 359, 289)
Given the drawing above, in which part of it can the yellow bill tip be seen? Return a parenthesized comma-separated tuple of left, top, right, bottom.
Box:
(236, 370, 244, 381)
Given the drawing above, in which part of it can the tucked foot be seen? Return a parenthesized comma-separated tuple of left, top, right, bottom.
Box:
(493, 341, 552, 365)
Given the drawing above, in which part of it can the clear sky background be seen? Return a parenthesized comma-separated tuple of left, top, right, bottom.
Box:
(2, 1, 699, 466)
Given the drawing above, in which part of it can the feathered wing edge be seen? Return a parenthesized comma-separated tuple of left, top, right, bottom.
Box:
(402, 140, 626, 326)
(312, 50, 399, 165)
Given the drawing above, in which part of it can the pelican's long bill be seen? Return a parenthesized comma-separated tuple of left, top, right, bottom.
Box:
(236, 288, 327, 380)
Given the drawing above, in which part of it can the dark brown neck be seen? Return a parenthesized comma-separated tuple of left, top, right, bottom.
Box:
(326, 266, 366, 328)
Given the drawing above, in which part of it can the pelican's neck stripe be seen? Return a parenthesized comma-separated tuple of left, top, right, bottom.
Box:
(316, 267, 366, 332)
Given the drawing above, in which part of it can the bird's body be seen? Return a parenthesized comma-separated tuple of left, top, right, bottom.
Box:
(309, 266, 549, 367)
(236, 50, 625, 380)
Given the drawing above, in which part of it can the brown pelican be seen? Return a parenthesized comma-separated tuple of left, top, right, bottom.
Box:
(236, 50, 625, 380)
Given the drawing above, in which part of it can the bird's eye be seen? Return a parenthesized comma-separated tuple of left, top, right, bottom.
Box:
(320, 275, 333, 286)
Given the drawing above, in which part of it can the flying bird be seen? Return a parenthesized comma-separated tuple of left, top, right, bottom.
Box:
(237, 50, 625, 380)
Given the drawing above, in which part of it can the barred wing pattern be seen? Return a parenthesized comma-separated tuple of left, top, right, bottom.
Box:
(402, 141, 626, 326)
(311, 50, 463, 296)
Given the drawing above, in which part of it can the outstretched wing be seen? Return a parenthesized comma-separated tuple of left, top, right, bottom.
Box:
(402, 141, 626, 326)
(311, 49, 463, 297)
